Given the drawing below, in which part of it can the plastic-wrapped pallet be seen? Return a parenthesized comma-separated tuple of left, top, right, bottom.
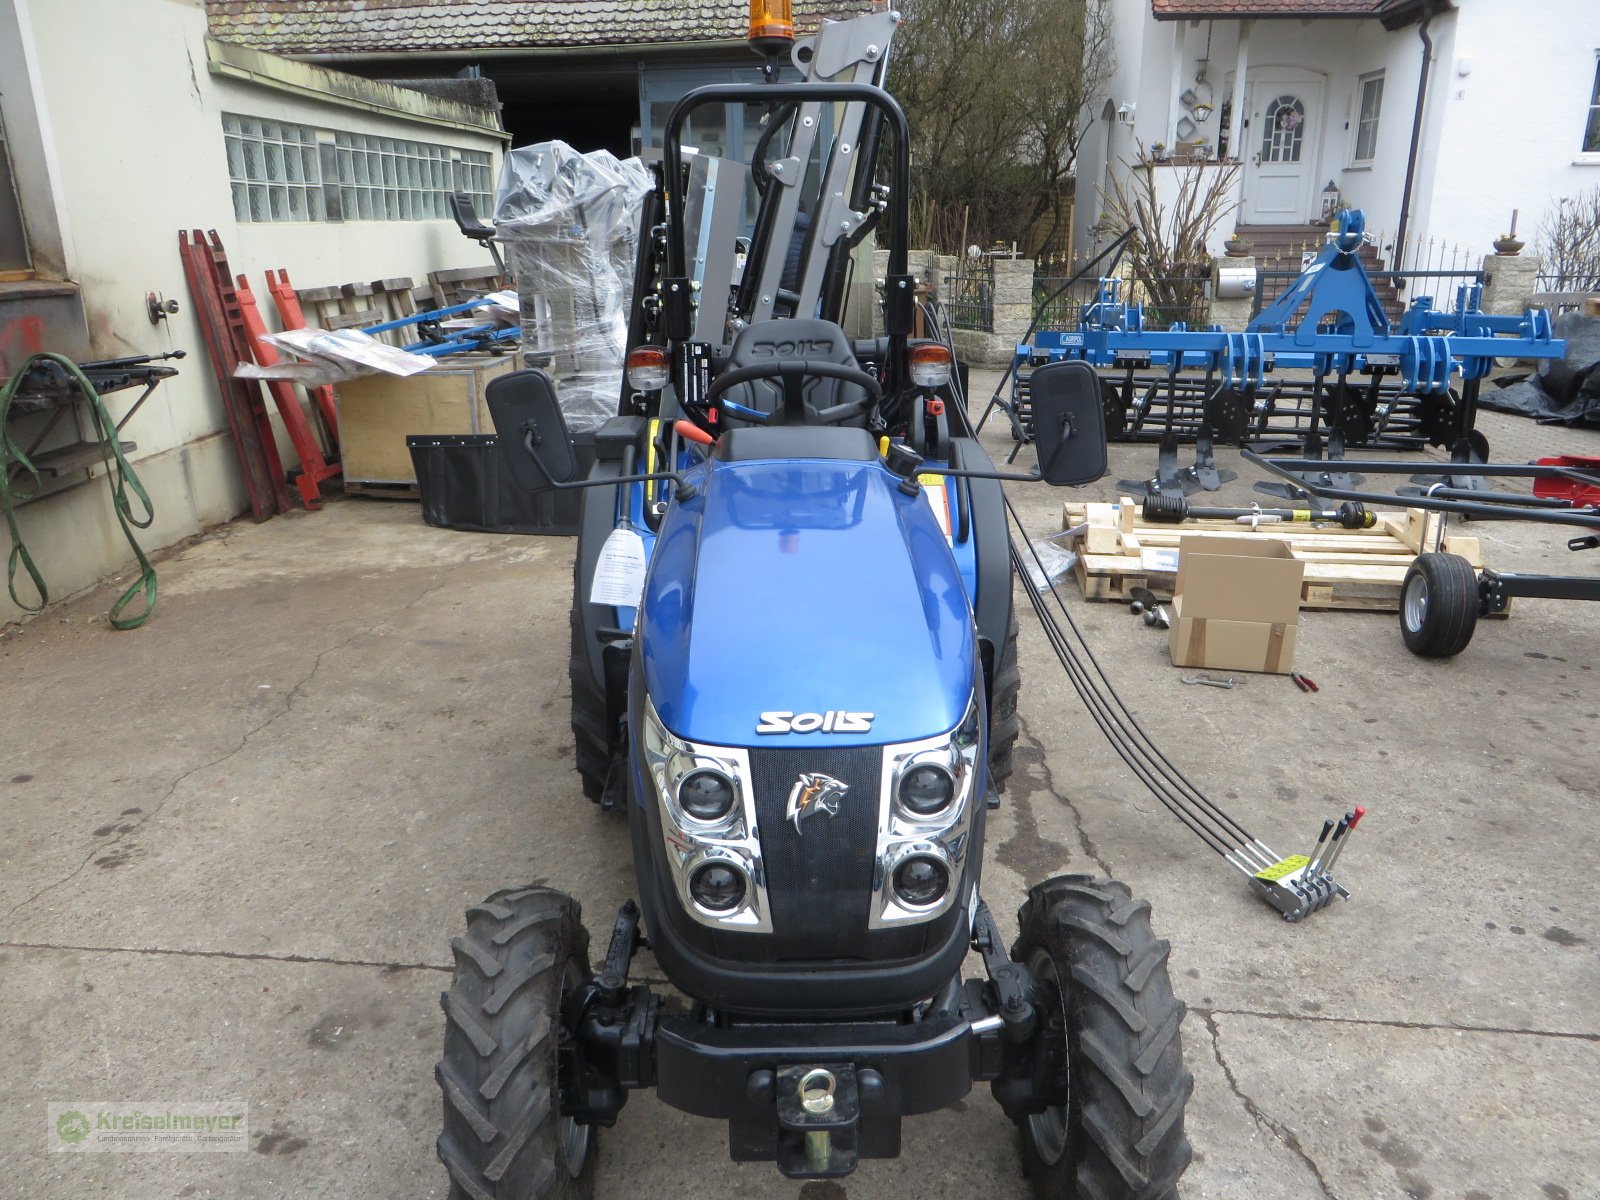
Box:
(495, 142, 652, 432)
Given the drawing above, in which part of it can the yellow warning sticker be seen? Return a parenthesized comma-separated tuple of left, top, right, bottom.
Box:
(1254, 854, 1310, 882)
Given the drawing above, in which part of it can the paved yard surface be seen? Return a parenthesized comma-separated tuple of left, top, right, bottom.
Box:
(1, 391, 1596, 1200)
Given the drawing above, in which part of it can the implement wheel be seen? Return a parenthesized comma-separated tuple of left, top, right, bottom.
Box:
(1012, 875, 1192, 1200)
(436, 886, 596, 1200)
(1400, 552, 1479, 659)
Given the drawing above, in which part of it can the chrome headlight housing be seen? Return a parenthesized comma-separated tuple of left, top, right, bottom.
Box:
(641, 698, 772, 932)
(869, 696, 983, 928)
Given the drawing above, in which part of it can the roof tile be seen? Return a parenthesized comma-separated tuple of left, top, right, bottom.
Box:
(206, 0, 875, 54)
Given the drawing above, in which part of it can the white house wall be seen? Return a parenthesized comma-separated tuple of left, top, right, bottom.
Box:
(2, 0, 504, 624)
(1421, 0, 1600, 259)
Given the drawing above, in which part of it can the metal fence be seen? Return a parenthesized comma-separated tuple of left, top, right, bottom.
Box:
(1532, 266, 1600, 313)
(1032, 271, 1207, 331)
(943, 260, 995, 331)
(1252, 266, 1487, 323)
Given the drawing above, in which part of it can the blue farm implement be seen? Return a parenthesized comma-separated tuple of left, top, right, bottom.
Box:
(998, 212, 1564, 489)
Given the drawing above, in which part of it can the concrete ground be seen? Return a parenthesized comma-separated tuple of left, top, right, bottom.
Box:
(1, 384, 1596, 1200)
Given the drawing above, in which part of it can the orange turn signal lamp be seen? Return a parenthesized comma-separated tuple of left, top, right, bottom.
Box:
(626, 345, 670, 393)
(909, 343, 954, 390)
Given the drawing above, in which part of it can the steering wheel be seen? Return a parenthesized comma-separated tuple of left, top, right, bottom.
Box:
(705, 359, 883, 427)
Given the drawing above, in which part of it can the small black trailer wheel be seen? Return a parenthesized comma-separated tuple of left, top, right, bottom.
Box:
(436, 886, 596, 1200)
(1012, 875, 1192, 1200)
(1400, 552, 1480, 658)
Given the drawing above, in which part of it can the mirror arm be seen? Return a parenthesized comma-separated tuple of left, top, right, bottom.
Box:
(912, 465, 1043, 484)
(522, 430, 696, 499)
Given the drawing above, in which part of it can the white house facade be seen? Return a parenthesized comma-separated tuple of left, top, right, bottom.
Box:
(1078, 0, 1600, 266)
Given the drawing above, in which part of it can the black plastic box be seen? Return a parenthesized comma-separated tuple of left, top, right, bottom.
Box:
(407, 432, 596, 536)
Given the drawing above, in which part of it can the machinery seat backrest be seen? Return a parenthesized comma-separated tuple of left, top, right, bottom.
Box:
(717, 319, 870, 428)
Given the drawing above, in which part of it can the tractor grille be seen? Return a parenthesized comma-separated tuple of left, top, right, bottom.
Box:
(747, 745, 882, 959)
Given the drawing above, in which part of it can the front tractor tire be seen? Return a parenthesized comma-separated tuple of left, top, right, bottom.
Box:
(436, 886, 596, 1200)
(1012, 876, 1193, 1200)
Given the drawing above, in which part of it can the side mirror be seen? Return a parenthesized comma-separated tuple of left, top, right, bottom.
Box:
(485, 369, 578, 490)
(1029, 360, 1108, 487)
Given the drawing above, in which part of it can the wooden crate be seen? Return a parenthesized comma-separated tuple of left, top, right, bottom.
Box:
(336, 354, 516, 488)
(1061, 498, 1487, 613)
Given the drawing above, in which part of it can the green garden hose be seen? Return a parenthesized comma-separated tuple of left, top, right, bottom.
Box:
(1, 352, 157, 629)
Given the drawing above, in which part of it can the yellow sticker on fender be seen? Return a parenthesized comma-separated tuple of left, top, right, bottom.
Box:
(1255, 854, 1310, 882)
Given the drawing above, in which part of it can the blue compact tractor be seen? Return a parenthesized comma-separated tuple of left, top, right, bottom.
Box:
(435, 12, 1190, 1198)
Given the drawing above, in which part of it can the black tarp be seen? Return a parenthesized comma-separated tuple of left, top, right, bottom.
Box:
(1479, 312, 1600, 427)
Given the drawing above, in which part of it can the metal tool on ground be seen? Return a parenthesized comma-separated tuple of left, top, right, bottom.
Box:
(1141, 493, 1376, 530)
(1291, 672, 1318, 693)
(1128, 584, 1170, 628)
(1181, 674, 1235, 689)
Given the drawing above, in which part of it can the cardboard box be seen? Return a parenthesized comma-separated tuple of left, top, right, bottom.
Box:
(1168, 536, 1304, 674)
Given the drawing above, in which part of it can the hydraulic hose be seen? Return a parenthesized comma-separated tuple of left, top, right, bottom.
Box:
(1, 353, 158, 629)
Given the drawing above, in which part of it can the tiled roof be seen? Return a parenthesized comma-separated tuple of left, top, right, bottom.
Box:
(1152, 0, 1398, 16)
(206, 1, 875, 55)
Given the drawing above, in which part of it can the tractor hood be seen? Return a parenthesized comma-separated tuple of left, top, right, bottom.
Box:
(640, 455, 976, 748)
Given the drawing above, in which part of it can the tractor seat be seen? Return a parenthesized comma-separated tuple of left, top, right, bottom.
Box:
(716, 319, 870, 428)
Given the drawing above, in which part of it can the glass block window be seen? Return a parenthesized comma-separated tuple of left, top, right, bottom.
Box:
(1353, 72, 1384, 164)
(224, 114, 325, 222)
(333, 132, 453, 221)
(225, 114, 498, 223)
(1585, 57, 1600, 154)
(457, 150, 494, 218)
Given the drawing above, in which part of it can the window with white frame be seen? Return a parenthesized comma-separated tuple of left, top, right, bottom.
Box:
(224, 113, 495, 223)
(1352, 72, 1384, 164)
(1585, 56, 1600, 154)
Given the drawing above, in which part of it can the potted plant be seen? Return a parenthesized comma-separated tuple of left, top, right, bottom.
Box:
(1224, 232, 1253, 258)
(1494, 210, 1524, 255)
(1150, 142, 1170, 164)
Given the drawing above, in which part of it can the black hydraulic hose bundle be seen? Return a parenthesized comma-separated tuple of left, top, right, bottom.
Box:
(1004, 499, 1280, 872)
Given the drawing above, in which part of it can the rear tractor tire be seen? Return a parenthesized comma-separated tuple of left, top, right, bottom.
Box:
(1400, 552, 1479, 659)
(436, 886, 596, 1200)
(1012, 875, 1192, 1200)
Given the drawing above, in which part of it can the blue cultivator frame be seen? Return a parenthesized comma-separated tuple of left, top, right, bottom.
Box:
(1001, 211, 1564, 473)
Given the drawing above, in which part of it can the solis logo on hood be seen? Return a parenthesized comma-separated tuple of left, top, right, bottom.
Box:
(756, 711, 875, 735)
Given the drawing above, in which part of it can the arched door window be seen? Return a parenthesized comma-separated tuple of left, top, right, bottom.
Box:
(1261, 95, 1306, 163)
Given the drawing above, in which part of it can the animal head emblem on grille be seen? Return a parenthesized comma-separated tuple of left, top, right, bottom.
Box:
(785, 772, 848, 834)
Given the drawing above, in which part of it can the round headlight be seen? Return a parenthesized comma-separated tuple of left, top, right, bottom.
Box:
(898, 764, 955, 816)
(892, 856, 949, 907)
(689, 862, 747, 912)
(679, 769, 736, 822)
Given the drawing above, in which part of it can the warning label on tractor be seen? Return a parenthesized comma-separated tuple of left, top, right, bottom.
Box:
(591, 528, 648, 608)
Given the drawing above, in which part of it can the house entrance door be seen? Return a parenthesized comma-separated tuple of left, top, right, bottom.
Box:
(1240, 69, 1326, 224)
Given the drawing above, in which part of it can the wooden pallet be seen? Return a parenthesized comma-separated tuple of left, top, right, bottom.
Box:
(1061, 498, 1486, 613)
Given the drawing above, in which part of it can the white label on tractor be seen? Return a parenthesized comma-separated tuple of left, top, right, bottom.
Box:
(591, 528, 648, 608)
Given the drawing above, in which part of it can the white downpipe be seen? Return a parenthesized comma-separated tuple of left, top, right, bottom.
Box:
(1229, 19, 1252, 223)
